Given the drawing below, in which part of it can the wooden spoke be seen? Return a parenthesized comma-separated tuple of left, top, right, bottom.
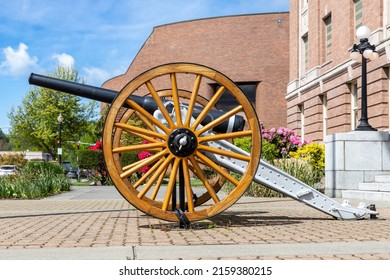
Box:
(125, 99, 170, 134)
(113, 142, 166, 153)
(123, 131, 160, 144)
(136, 154, 173, 198)
(135, 111, 156, 131)
(145, 81, 176, 129)
(120, 149, 169, 179)
(197, 144, 251, 162)
(195, 151, 239, 186)
(189, 156, 220, 203)
(133, 156, 167, 189)
(122, 160, 141, 172)
(150, 171, 166, 200)
(198, 130, 253, 143)
(137, 154, 174, 199)
(196, 105, 243, 136)
(114, 122, 167, 141)
(184, 74, 202, 126)
(190, 86, 225, 130)
(170, 73, 182, 126)
(162, 158, 181, 211)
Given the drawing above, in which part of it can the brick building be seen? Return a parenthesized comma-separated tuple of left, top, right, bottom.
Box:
(287, 0, 390, 142)
(103, 13, 290, 129)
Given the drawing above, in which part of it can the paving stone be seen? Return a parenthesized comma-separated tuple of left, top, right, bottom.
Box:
(1, 188, 390, 259)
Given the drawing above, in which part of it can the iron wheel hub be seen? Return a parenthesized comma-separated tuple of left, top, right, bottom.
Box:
(168, 128, 198, 157)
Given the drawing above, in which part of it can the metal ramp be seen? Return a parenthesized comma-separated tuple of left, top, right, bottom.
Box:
(206, 138, 379, 220)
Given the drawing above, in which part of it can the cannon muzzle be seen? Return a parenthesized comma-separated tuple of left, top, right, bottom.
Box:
(28, 73, 245, 133)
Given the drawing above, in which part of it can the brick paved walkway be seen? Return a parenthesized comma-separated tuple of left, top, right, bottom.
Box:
(0, 187, 389, 259)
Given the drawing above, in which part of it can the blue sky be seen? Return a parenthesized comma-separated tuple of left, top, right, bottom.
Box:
(0, 0, 289, 134)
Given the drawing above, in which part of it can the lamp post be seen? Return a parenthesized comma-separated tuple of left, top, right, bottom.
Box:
(57, 113, 64, 165)
(350, 25, 379, 131)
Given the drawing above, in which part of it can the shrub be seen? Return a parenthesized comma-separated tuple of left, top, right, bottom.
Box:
(274, 158, 319, 187)
(244, 182, 285, 198)
(77, 149, 110, 185)
(120, 151, 138, 167)
(24, 161, 64, 175)
(0, 161, 70, 199)
(261, 127, 310, 158)
(223, 173, 284, 198)
(233, 136, 252, 153)
(261, 141, 279, 163)
(0, 153, 28, 166)
(233, 136, 278, 163)
(224, 127, 324, 197)
(289, 142, 325, 181)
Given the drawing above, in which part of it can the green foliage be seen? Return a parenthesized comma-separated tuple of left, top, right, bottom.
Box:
(245, 183, 285, 197)
(223, 173, 284, 198)
(77, 149, 103, 169)
(226, 128, 325, 197)
(120, 151, 139, 167)
(8, 65, 98, 161)
(233, 136, 279, 163)
(233, 136, 252, 153)
(261, 141, 279, 163)
(77, 149, 110, 185)
(0, 161, 70, 199)
(0, 153, 27, 166)
(0, 129, 11, 150)
(24, 161, 64, 175)
(274, 158, 320, 187)
(120, 113, 148, 146)
(289, 142, 325, 181)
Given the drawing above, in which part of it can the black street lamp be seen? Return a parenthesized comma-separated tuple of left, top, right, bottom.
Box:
(57, 113, 64, 165)
(350, 25, 379, 131)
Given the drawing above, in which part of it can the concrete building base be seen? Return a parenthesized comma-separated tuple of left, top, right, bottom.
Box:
(325, 131, 390, 199)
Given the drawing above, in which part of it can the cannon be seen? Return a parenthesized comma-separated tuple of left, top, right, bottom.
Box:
(29, 63, 378, 226)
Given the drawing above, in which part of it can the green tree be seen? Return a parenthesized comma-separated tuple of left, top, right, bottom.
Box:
(8, 66, 98, 161)
(0, 129, 11, 151)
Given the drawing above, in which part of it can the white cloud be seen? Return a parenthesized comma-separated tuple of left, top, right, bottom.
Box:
(52, 53, 74, 68)
(0, 43, 39, 77)
(83, 66, 111, 86)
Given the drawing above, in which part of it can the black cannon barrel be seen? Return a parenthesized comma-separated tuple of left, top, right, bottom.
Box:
(28, 73, 245, 133)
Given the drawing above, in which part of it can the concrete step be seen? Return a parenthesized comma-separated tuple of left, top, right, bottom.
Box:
(358, 182, 390, 192)
(342, 190, 390, 201)
(375, 175, 390, 183)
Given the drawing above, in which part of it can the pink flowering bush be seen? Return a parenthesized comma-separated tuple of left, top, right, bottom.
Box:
(261, 127, 311, 158)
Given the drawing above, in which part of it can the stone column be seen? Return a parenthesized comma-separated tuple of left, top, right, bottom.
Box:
(325, 131, 390, 198)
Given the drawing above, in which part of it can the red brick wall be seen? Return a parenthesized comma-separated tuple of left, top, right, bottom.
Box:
(103, 13, 290, 130)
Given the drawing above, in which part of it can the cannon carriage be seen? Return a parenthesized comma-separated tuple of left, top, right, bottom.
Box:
(29, 63, 378, 227)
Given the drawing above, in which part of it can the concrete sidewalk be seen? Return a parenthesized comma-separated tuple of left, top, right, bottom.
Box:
(0, 186, 389, 260)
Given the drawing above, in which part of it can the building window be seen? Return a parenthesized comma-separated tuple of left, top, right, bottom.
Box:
(212, 82, 257, 112)
(354, 0, 363, 29)
(321, 94, 328, 139)
(351, 82, 359, 130)
(324, 14, 332, 61)
(301, 34, 309, 73)
(298, 104, 305, 141)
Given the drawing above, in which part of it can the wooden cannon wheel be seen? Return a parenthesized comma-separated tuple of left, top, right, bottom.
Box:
(111, 89, 227, 208)
(103, 63, 261, 222)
